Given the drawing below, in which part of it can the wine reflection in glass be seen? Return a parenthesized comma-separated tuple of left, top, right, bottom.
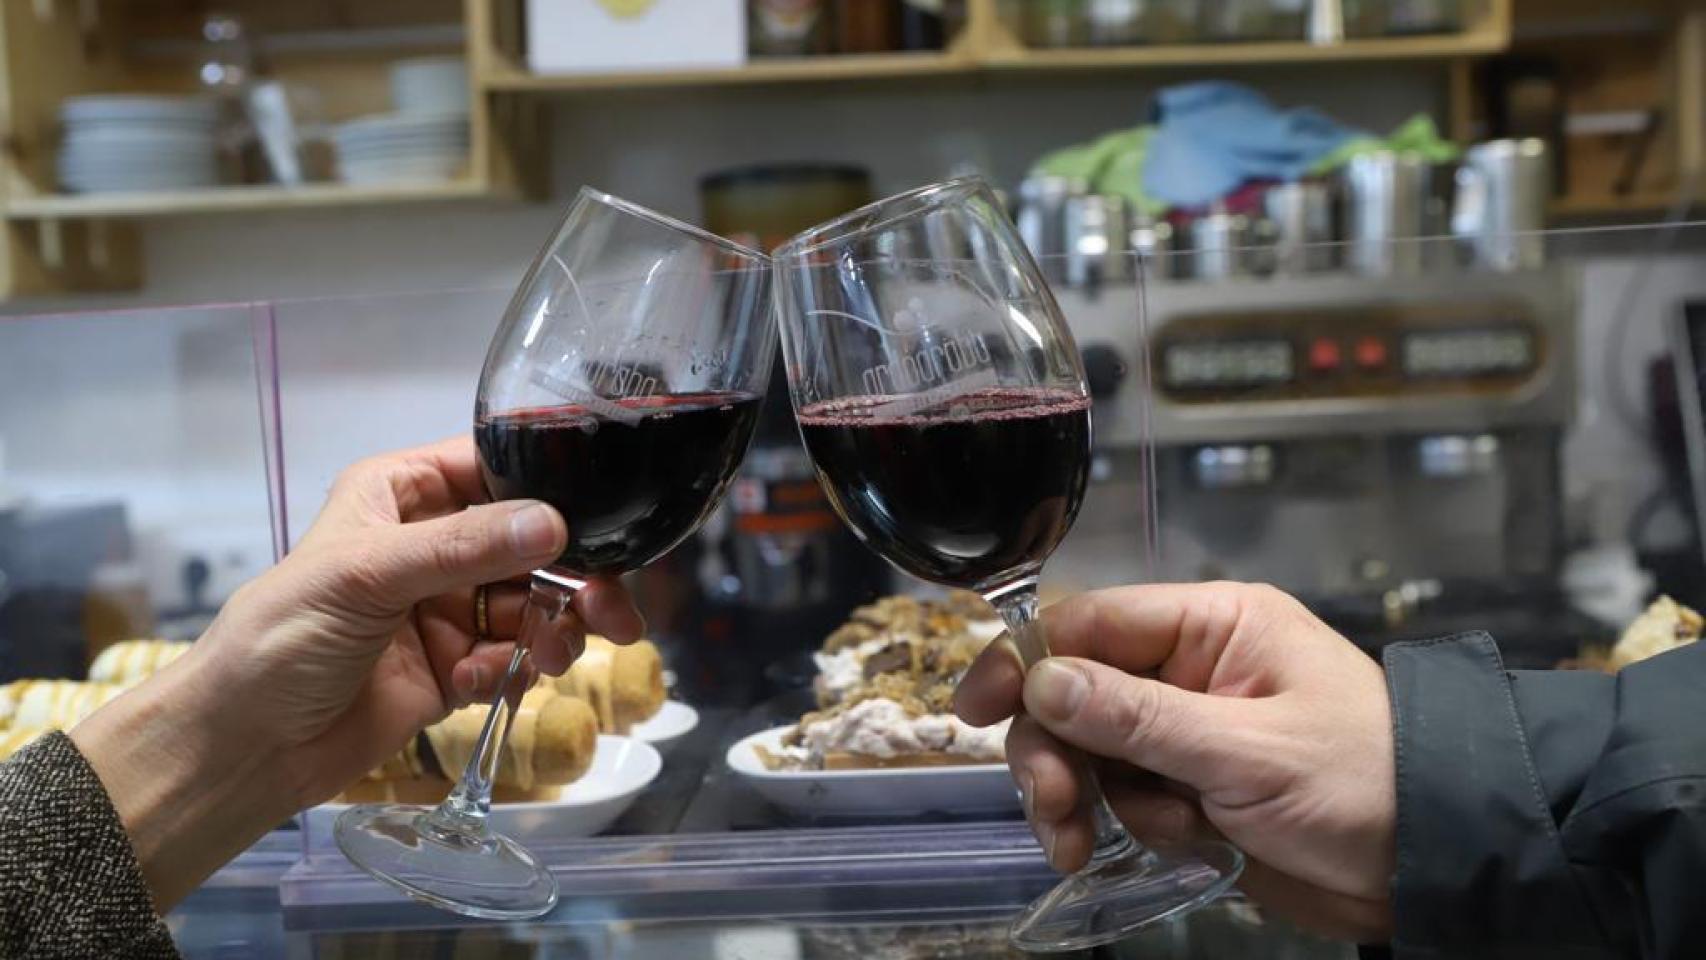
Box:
(334, 188, 774, 919)
(772, 177, 1243, 952)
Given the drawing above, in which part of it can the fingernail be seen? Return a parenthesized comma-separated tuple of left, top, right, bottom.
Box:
(453, 664, 477, 704)
(1029, 659, 1088, 722)
(1018, 770, 1036, 820)
(509, 503, 561, 558)
(1037, 822, 1057, 867)
(467, 664, 486, 700)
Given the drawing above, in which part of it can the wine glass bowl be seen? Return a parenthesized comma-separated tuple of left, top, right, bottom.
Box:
(773, 177, 1243, 952)
(335, 187, 774, 919)
(473, 190, 774, 577)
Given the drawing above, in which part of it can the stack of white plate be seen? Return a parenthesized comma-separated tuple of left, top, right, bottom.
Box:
(57, 95, 221, 193)
(332, 111, 469, 185)
(390, 57, 468, 116)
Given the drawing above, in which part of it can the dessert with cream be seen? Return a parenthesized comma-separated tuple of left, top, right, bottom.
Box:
(765, 593, 1010, 770)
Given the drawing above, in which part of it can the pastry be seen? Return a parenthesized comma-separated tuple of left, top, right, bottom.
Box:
(767, 594, 1009, 771)
(550, 635, 666, 734)
(0, 680, 125, 730)
(341, 686, 598, 804)
(88, 639, 190, 685)
(1609, 596, 1702, 670)
(812, 592, 1002, 710)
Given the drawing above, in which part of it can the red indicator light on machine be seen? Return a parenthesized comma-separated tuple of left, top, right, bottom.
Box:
(1354, 336, 1389, 369)
(1308, 337, 1342, 373)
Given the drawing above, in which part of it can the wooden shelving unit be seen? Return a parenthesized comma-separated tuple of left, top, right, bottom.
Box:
(0, 0, 1523, 296)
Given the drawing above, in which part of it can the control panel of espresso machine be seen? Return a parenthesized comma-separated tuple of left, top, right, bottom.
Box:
(1056, 268, 1581, 660)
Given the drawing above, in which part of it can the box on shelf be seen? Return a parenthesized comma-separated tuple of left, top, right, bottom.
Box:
(526, 0, 745, 75)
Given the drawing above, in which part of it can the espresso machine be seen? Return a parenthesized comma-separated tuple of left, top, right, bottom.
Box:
(1056, 266, 1596, 667)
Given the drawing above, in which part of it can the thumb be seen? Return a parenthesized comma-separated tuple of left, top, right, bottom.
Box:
(1023, 657, 1258, 792)
(367, 501, 565, 604)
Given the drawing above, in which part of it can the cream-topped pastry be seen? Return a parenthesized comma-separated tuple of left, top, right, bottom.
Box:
(769, 592, 1011, 771)
(794, 698, 1010, 769)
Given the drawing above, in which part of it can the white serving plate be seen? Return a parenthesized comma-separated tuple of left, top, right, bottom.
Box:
(59, 155, 217, 174)
(334, 128, 469, 146)
(338, 164, 462, 185)
(62, 175, 221, 193)
(305, 735, 660, 844)
(59, 161, 218, 180)
(334, 111, 467, 140)
(338, 152, 465, 172)
(629, 700, 698, 757)
(727, 726, 1020, 820)
(63, 127, 216, 145)
(60, 158, 218, 174)
(61, 94, 220, 126)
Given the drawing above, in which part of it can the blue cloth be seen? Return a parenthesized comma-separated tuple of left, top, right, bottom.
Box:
(1142, 82, 1366, 208)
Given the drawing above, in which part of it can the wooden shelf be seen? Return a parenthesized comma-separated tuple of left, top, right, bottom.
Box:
(484, 51, 974, 92)
(1549, 191, 1698, 218)
(482, 33, 1507, 94)
(979, 32, 1508, 71)
(0, 0, 1519, 295)
(3, 180, 493, 221)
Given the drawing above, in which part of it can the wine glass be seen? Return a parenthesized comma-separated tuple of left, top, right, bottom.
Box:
(335, 187, 775, 919)
(771, 177, 1243, 951)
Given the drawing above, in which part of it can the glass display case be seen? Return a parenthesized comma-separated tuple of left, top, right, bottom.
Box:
(3, 224, 1705, 957)
(0, 302, 276, 680)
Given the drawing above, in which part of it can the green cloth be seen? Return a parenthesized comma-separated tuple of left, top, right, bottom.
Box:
(1032, 113, 1459, 214)
(1032, 126, 1167, 217)
(1311, 114, 1461, 174)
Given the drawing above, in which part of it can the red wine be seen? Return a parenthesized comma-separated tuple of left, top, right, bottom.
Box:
(798, 388, 1091, 589)
(476, 393, 762, 575)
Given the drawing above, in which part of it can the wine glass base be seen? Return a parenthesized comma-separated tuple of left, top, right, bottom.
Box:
(1008, 841, 1243, 953)
(334, 804, 559, 920)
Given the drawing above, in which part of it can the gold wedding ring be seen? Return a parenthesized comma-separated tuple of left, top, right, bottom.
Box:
(474, 584, 491, 640)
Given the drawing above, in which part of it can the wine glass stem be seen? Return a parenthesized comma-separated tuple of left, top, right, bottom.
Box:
(425, 571, 580, 837)
(987, 579, 1146, 868)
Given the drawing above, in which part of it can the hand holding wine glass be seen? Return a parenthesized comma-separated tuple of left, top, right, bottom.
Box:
(772, 177, 1243, 951)
(954, 583, 1397, 942)
(336, 188, 774, 919)
(70, 436, 644, 910)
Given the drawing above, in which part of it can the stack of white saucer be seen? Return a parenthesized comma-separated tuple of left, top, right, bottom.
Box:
(57, 95, 221, 193)
(333, 57, 469, 185)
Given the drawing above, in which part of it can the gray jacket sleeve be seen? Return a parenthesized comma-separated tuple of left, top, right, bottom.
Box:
(1383, 633, 1706, 959)
(0, 731, 180, 959)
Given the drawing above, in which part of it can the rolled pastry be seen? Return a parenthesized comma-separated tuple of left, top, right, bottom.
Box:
(552, 635, 665, 734)
(346, 687, 597, 803)
(0, 681, 125, 730)
(89, 639, 190, 685)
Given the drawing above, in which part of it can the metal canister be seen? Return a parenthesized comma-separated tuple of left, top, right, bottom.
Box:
(1339, 151, 1453, 276)
(1263, 180, 1337, 274)
(1086, 0, 1142, 45)
(1063, 193, 1134, 292)
(1015, 173, 1087, 284)
(1188, 205, 1252, 281)
(1452, 139, 1550, 272)
(1131, 213, 1176, 286)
